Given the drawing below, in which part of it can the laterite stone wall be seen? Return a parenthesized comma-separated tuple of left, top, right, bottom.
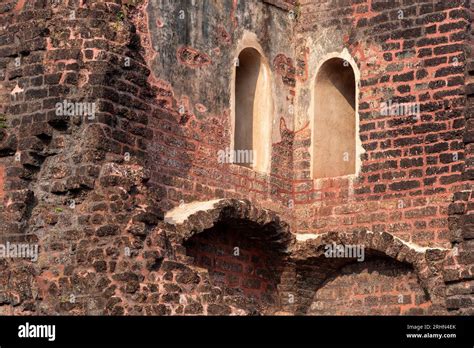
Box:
(0, 0, 471, 316)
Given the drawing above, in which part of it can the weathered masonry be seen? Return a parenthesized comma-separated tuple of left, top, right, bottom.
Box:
(0, 0, 472, 315)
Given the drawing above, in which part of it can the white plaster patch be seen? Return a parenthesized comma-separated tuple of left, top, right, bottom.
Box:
(164, 199, 223, 225)
(296, 233, 319, 241)
(295, 230, 449, 253)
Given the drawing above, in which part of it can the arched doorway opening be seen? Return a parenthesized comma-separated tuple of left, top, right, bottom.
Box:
(184, 219, 285, 314)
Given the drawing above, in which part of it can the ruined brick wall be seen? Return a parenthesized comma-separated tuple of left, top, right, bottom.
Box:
(308, 257, 432, 315)
(443, 0, 474, 314)
(0, 0, 472, 316)
(291, 0, 473, 314)
(0, 0, 166, 314)
(142, 0, 296, 218)
(293, 0, 470, 247)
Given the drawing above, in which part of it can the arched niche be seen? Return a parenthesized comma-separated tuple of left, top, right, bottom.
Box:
(313, 57, 357, 179)
(233, 47, 273, 173)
